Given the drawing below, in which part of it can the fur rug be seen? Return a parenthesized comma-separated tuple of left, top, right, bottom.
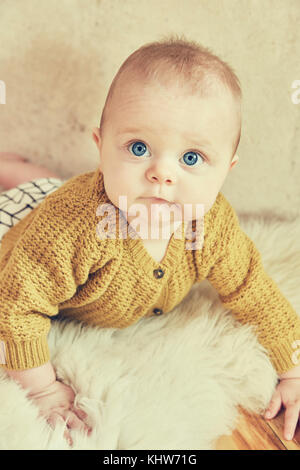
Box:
(0, 213, 299, 450)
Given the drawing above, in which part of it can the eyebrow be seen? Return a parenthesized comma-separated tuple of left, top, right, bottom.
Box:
(117, 127, 218, 157)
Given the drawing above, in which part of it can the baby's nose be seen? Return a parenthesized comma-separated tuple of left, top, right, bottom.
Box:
(147, 164, 177, 185)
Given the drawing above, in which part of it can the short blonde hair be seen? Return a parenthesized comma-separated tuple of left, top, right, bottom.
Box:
(99, 33, 242, 158)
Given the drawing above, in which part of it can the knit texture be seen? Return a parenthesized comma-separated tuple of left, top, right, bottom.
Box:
(0, 167, 299, 374)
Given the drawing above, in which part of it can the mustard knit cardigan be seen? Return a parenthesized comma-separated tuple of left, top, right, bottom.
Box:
(0, 167, 299, 374)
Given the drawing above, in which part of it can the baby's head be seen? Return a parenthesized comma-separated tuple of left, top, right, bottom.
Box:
(92, 35, 241, 237)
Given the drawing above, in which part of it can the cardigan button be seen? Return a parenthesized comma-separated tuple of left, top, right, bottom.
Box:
(153, 268, 164, 279)
(153, 308, 163, 315)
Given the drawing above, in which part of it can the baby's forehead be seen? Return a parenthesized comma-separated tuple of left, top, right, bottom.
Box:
(108, 76, 240, 141)
(115, 76, 237, 111)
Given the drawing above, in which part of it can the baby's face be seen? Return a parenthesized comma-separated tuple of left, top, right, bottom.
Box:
(93, 80, 239, 240)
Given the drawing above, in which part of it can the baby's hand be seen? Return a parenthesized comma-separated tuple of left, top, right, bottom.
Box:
(264, 378, 300, 441)
(27, 379, 92, 447)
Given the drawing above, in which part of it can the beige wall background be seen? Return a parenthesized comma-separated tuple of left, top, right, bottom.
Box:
(0, 0, 299, 219)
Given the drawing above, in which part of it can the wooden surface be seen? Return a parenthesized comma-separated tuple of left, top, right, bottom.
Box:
(215, 406, 300, 450)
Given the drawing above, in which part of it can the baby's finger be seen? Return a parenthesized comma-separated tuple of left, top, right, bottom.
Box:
(64, 410, 91, 435)
(72, 406, 87, 421)
(46, 411, 63, 430)
(283, 402, 300, 441)
(63, 427, 73, 447)
(264, 389, 282, 419)
(46, 412, 73, 447)
(72, 407, 93, 434)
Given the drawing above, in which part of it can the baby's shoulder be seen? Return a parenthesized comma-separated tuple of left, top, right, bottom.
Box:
(205, 192, 238, 229)
(45, 171, 95, 205)
(44, 170, 102, 222)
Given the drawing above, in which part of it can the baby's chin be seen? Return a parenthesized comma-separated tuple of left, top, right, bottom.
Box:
(122, 201, 205, 225)
(125, 211, 191, 240)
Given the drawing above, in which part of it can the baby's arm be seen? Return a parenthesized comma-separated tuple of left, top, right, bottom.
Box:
(0, 197, 93, 445)
(6, 361, 91, 446)
(205, 197, 300, 375)
(203, 201, 300, 439)
(6, 360, 56, 392)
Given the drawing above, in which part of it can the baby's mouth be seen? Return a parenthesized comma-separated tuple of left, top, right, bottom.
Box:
(149, 197, 171, 204)
(142, 197, 176, 205)
(141, 198, 182, 215)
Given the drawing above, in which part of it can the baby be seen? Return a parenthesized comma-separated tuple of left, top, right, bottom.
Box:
(1, 36, 300, 447)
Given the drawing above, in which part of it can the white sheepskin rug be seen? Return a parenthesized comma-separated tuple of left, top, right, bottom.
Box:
(0, 213, 299, 450)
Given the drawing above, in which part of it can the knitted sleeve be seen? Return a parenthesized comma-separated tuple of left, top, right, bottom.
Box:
(206, 197, 300, 376)
(0, 196, 98, 371)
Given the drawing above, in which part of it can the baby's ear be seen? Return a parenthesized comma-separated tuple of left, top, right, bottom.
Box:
(92, 127, 101, 147)
(230, 153, 239, 170)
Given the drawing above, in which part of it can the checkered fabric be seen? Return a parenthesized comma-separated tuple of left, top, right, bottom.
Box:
(0, 178, 64, 242)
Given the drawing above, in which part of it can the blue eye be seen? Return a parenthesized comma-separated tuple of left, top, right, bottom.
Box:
(127, 141, 205, 167)
(181, 151, 204, 166)
(129, 141, 150, 157)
